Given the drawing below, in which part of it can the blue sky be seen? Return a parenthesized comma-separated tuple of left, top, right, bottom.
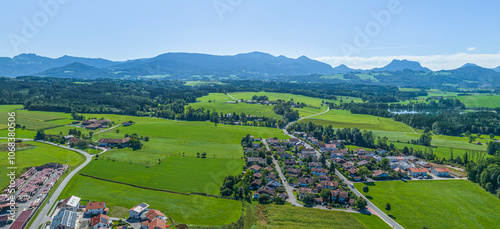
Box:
(1, 0, 500, 70)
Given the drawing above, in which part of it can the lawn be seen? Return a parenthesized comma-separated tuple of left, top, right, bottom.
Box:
(79, 157, 243, 195)
(304, 109, 414, 132)
(0, 140, 84, 188)
(93, 119, 286, 166)
(256, 204, 388, 229)
(59, 175, 242, 226)
(355, 180, 500, 229)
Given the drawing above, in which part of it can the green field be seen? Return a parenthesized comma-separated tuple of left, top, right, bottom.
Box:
(93, 119, 286, 166)
(354, 180, 500, 229)
(59, 175, 242, 226)
(0, 141, 84, 188)
(303, 109, 415, 132)
(0, 105, 72, 130)
(456, 95, 500, 108)
(257, 204, 388, 229)
(80, 157, 243, 195)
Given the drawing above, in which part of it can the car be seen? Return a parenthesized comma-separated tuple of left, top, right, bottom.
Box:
(418, 176, 423, 179)
(326, 206, 332, 209)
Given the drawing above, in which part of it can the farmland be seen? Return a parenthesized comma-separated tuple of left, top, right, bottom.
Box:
(0, 140, 84, 188)
(93, 119, 286, 166)
(303, 109, 415, 132)
(354, 180, 500, 229)
(0, 105, 72, 131)
(256, 204, 389, 229)
(59, 175, 242, 226)
(455, 94, 500, 108)
(79, 157, 243, 195)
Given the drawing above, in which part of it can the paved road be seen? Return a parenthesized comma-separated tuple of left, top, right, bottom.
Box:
(262, 140, 302, 207)
(93, 124, 122, 135)
(29, 141, 94, 229)
(280, 106, 404, 228)
(335, 169, 404, 229)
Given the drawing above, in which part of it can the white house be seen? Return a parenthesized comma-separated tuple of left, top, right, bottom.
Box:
(129, 203, 149, 219)
(59, 196, 81, 212)
(373, 155, 382, 162)
(432, 168, 451, 177)
(85, 202, 107, 215)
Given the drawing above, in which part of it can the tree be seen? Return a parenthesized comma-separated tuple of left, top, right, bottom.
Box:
(490, 133, 495, 139)
(144, 136, 150, 142)
(129, 138, 142, 150)
(362, 185, 369, 196)
(35, 130, 46, 140)
(201, 152, 207, 158)
(385, 203, 391, 215)
(302, 193, 315, 206)
(258, 194, 271, 204)
(221, 188, 232, 196)
(275, 196, 285, 205)
(320, 189, 331, 202)
(487, 142, 500, 156)
(196, 152, 200, 158)
(355, 198, 367, 209)
(358, 167, 371, 179)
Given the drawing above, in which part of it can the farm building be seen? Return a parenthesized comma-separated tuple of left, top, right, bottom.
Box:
(98, 137, 130, 147)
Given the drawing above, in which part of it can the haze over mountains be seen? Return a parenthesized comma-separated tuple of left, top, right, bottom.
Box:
(0, 52, 499, 87)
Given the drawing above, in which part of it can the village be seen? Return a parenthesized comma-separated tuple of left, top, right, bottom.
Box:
(242, 130, 459, 209)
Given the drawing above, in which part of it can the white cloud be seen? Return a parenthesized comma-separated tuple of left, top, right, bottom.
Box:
(467, 47, 476, 52)
(314, 51, 500, 71)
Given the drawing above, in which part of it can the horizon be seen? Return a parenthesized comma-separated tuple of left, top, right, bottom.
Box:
(2, 1, 500, 71)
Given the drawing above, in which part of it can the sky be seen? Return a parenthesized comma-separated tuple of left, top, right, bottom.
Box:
(1, 0, 500, 70)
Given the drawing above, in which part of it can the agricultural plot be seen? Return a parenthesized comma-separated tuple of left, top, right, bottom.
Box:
(355, 180, 500, 229)
(80, 157, 243, 195)
(59, 175, 242, 226)
(256, 204, 388, 229)
(0, 105, 72, 130)
(0, 141, 84, 188)
(303, 109, 414, 132)
(455, 95, 500, 108)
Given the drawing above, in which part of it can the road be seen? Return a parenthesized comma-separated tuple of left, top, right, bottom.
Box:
(93, 124, 122, 135)
(281, 106, 404, 229)
(29, 141, 94, 229)
(262, 140, 302, 207)
(226, 93, 238, 101)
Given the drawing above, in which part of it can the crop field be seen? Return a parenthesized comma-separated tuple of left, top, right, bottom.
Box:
(303, 109, 414, 132)
(80, 157, 243, 195)
(455, 94, 500, 108)
(256, 204, 388, 229)
(0, 105, 72, 130)
(59, 175, 242, 226)
(0, 140, 84, 188)
(354, 180, 500, 229)
(230, 92, 335, 107)
(93, 119, 286, 166)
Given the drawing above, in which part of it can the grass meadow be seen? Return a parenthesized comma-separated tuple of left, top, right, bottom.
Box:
(59, 175, 242, 226)
(80, 157, 243, 195)
(256, 204, 389, 229)
(354, 180, 500, 229)
(303, 109, 415, 132)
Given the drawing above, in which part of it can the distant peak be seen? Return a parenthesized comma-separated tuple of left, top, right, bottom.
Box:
(460, 63, 478, 68)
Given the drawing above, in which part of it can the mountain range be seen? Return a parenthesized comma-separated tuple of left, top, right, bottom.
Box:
(0, 52, 499, 87)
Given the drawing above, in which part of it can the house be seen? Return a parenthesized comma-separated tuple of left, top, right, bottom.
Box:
(321, 181, 338, 189)
(50, 209, 78, 229)
(298, 177, 314, 187)
(284, 159, 297, 165)
(373, 155, 382, 162)
(330, 190, 349, 203)
(408, 168, 429, 177)
(372, 170, 389, 178)
(263, 166, 274, 172)
(148, 218, 166, 229)
(97, 137, 130, 147)
(286, 168, 301, 175)
(268, 139, 279, 146)
(311, 168, 328, 176)
(289, 138, 300, 143)
(252, 143, 261, 148)
(266, 174, 278, 181)
(247, 157, 266, 165)
(357, 160, 369, 166)
(59, 196, 80, 212)
(394, 168, 408, 178)
(253, 172, 262, 179)
(347, 167, 358, 177)
(129, 203, 149, 219)
(298, 187, 312, 199)
(386, 156, 416, 162)
(266, 180, 281, 189)
(249, 165, 261, 173)
(250, 180, 262, 190)
(90, 214, 111, 229)
(397, 161, 411, 170)
(85, 202, 107, 216)
(320, 144, 337, 151)
(67, 138, 82, 145)
(376, 148, 388, 154)
(82, 119, 110, 130)
(314, 197, 324, 205)
(254, 187, 275, 199)
(432, 168, 451, 177)
(144, 209, 167, 222)
(308, 162, 323, 169)
(416, 160, 432, 168)
(279, 153, 291, 159)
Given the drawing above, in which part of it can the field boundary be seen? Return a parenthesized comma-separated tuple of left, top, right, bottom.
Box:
(79, 174, 234, 200)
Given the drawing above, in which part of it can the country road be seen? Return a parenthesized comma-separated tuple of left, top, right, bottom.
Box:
(29, 141, 94, 229)
(280, 106, 404, 229)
